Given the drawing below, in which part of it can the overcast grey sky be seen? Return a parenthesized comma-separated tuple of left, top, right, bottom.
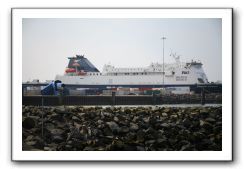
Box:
(22, 18, 222, 82)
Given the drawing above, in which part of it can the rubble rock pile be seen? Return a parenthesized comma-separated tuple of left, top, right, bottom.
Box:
(22, 106, 222, 151)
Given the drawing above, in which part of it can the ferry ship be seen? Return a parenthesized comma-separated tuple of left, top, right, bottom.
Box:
(55, 54, 209, 88)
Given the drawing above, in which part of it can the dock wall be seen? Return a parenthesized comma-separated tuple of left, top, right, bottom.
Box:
(23, 94, 222, 106)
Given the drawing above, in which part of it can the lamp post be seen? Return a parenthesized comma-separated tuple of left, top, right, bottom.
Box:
(161, 37, 166, 87)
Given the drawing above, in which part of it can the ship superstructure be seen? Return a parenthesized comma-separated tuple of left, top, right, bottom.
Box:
(55, 54, 208, 87)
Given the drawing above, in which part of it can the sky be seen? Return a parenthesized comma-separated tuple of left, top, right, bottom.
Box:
(22, 18, 222, 82)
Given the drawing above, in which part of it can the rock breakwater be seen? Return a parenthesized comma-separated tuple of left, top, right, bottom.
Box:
(22, 106, 222, 151)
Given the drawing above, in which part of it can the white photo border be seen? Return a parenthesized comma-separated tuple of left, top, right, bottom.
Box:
(12, 8, 233, 161)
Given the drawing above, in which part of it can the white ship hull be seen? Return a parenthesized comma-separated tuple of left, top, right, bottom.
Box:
(55, 55, 208, 86)
(56, 70, 206, 86)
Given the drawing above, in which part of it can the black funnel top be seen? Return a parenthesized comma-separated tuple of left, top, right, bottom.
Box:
(67, 55, 100, 72)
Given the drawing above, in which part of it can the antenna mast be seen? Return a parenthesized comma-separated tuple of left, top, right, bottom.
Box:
(161, 36, 166, 87)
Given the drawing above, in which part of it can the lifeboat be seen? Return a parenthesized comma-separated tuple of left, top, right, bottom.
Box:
(65, 68, 76, 73)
